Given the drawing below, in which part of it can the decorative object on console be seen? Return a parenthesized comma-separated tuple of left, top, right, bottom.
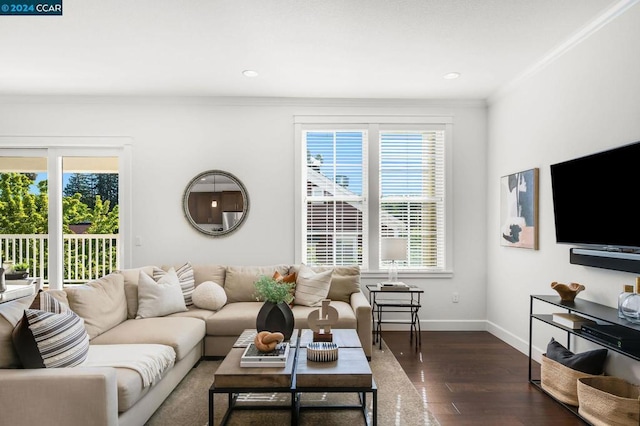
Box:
(254, 275, 295, 340)
(381, 237, 407, 283)
(500, 168, 539, 249)
(620, 278, 640, 324)
(307, 341, 339, 362)
(307, 299, 338, 342)
(550, 281, 585, 302)
(620, 293, 640, 324)
(619, 284, 635, 318)
(551, 312, 596, 329)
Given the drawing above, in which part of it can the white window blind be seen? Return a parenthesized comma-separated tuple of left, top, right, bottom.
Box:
(380, 130, 445, 270)
(303, 130, 367, 266)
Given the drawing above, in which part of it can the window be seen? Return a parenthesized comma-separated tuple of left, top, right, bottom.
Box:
(0, 138, 132, 288)
(295, 116, 452, 273)
(380, 130, 445, 269)
(303, 130, 368, 266)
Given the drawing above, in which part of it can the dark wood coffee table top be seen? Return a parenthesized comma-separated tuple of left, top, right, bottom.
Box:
(214, 346, 297, 389)
(299, 328, 361, 348)
(295, 347, 372, 388)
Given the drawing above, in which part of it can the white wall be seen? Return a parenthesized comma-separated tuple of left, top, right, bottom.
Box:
(0, 97, 488, 329)
(487, 4, 640, 380)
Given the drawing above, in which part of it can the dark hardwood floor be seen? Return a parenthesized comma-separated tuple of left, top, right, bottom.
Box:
(384, 331, 587, 426)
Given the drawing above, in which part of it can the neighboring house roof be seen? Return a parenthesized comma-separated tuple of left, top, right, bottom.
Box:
(307, 168, 404, 233)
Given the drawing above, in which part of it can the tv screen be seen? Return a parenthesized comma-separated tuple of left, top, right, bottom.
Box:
(550, 141, 640, 250)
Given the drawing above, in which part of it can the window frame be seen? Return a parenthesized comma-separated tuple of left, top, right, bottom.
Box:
(294, 116, 454, 277)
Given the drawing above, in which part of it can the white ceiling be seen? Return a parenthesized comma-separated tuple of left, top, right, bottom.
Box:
(0, 0, 626, 100)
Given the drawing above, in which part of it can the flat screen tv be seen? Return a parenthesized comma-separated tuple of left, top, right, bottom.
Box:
(550, 140, 640, 251)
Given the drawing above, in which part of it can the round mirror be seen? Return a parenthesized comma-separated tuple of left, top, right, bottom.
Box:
(183, 170, 249, 236)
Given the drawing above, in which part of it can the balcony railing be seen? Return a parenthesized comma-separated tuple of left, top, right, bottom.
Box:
(1, 234, 120, 285)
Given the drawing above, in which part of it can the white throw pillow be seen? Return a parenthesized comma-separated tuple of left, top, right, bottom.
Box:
(136, 269, 187, 319)
(192, 281, 227, 311)
(294, 264, 333, 307)
(153, 263, 195, 307)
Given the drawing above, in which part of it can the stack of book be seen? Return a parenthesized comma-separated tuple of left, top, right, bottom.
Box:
(551, 312, 596, 329)
(378, 282, 410, 291)
(240, 342, 290, 368)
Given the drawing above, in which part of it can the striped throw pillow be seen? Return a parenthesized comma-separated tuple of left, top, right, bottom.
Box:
(153, 263, 195, 307)
(12, 292, 90, 368)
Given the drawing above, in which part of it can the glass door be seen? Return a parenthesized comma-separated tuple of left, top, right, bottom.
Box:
(0, 145, 129, 289)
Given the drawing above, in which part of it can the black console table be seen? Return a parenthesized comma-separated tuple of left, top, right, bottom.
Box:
(529, 295, 640, 421)
(366, 284, 423, 350)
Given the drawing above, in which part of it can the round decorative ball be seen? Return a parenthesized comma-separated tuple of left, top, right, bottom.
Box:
(192, 281, 227, 311)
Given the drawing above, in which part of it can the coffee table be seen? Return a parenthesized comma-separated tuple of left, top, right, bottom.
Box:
(208, 329, 300, 426)
(208, 329, 376, 425)
(295, 329, 377, 425)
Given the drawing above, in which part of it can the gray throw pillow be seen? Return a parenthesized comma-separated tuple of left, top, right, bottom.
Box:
(546, 337, 607, 375)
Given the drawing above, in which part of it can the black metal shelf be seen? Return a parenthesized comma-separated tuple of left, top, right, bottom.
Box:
(529, 295, 640, 424)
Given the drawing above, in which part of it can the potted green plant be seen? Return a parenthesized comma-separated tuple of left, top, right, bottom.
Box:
(7, 262, 29, 279)
(254, 275, 295, 340)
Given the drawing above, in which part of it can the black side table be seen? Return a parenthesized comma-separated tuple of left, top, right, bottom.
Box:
(365, 284, 423, 350)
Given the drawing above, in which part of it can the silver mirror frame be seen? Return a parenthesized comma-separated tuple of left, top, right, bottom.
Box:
(182, 170, 249, 237)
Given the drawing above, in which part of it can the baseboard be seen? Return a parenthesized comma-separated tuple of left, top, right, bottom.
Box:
(486, 320, 543, 363)
(378, 319, 487, 332)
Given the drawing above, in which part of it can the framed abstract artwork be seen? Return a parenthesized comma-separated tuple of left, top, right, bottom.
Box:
(500, 168, 539, 249)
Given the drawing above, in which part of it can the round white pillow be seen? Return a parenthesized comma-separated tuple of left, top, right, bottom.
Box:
(192, 281, 227, 311)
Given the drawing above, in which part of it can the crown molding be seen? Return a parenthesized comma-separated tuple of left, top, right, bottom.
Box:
(487, 0, 640, 105)
(0, 95, 486, 109)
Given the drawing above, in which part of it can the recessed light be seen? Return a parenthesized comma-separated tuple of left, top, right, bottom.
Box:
(443, 72, 460, 80)
(242, 70, 259, 78)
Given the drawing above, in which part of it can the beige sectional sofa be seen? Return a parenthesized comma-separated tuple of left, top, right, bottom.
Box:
(0, 263, 371, 426)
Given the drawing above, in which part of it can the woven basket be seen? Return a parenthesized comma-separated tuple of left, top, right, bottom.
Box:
(577, 376, 640, 426)
(540, 354, 599, 406)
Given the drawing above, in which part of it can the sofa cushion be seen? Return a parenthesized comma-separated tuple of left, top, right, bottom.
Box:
(294, 264, 333, 307)
(65, 273, 127, 339)
(206, 302, 264, 336)
(0, 295, 36, 368)
(154, 262, 195, 307)
(192, 281, 227, 311)
(290, 264, 361, 303)
(327, 266, 361, 303)
(292, 301, 357, 329)
(190, 264, 227, 288)
(12, 292, 90, 368)
(167, 306, 217, 321)
(114, 265, 155, 319)
(90, 317, 205, 361)
(136, 270, 187, 319)
(224, 265, 290, 303)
